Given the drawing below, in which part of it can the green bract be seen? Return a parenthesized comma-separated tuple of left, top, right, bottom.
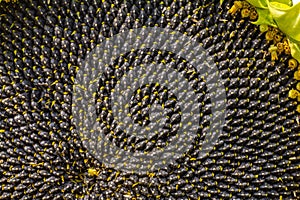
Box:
(289, 38, 300, 62)
(253, 8, 277, 27)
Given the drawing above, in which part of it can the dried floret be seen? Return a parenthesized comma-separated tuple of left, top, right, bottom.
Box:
(229, 1, 243, 15)
(265, 31, 274, 41)
(288, 89, 299, 99)
(269, 45, 278, 61)
(259, 24, 269, 33)
(277, 42, 284, 54)
(249, 9, 258, 20)
(297, 82, 300, 91)
(294, 70, 300, 80)
(288, 58, 298, 70)
(241, 8, 250, 18)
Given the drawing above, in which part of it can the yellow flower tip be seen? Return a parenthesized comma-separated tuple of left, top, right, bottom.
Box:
(249, 9, 258, 20)
(271, 51, 278, 61)
(297, 105, 300, 113)
(294, 71, 300, 81)
(241, 8, 250, 18)
(288, 58, 298, 70)
(87, 168, 99, 176)
(259, 25, 268, 33)
(265, 31, 274, 41)
(289, 89, 299, 99)
(229, 6, 238, 15)
(269, 45, 277, 52)
(296, 82, 300, 91)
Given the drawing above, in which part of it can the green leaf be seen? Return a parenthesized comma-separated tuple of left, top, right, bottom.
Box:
(289, 38, 300, 63)
(246, 0, 268, 8)
(252, 8, 277, 27)
(246, 0, 292, 8)
(220, 0, 224, 5)
(270, 0, 292, 6)
(270, 1, 291, 9)
(268, 1, 300, 42)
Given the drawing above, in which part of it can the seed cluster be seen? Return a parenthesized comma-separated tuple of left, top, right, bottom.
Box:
(94, 62, 184, 153)
(0, 0, 299, 199)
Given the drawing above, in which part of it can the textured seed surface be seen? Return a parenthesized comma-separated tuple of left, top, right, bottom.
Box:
(0, 0, 299, 199)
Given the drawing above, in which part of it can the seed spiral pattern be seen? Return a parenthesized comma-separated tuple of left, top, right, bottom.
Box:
(0, 0, 299, 199)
